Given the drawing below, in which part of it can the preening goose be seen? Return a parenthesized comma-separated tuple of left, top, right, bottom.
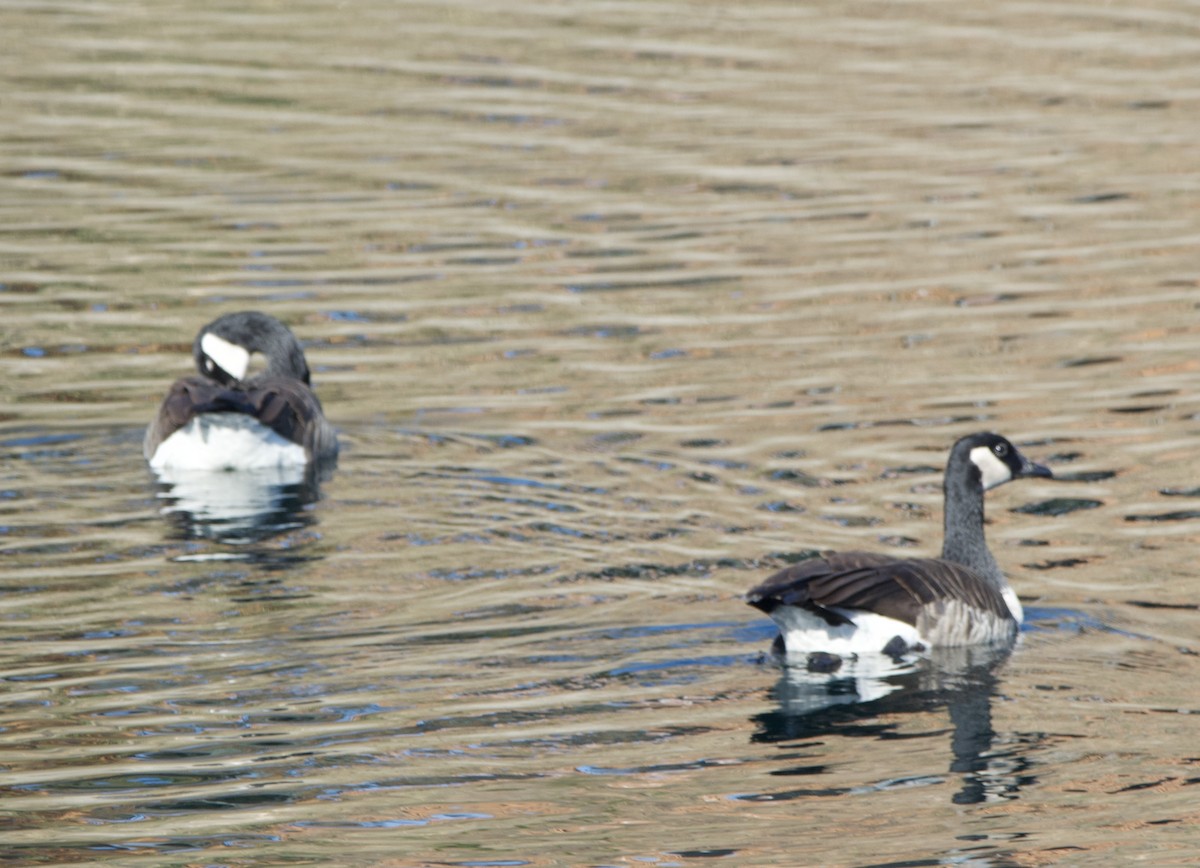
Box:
(745, 432, 1051, 666)
(144, 311, 338, 470)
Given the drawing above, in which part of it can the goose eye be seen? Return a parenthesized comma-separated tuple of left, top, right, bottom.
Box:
(204, 359, 214, 372)
(993, 442, 1009, 458)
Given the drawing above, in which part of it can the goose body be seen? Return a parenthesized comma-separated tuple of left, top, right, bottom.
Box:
(144, 311, 338, 471)
(746, 432, 1051, 666)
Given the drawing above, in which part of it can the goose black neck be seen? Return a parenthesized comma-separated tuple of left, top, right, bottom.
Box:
(197, 311, 311, 385)
(940, 454, 1003, 584)
(237, 313, 309, 382)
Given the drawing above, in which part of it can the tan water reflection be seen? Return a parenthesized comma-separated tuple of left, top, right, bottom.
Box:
(3, 0, 1200, 864)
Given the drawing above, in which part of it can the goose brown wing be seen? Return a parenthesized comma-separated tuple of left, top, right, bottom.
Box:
(241, 375, 338, 462)
(145, 375, 337, 462)
(144, 376, 257, 458)
(746, 551, 1011, 628)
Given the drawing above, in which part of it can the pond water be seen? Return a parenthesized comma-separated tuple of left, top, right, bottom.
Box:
(4, 0, 1200, 865)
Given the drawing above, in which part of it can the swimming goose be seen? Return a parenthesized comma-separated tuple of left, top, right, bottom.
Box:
(144, 311, 338, 470)
(746, 432, 1051, 666)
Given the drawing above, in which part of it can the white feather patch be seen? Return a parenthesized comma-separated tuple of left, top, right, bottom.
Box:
(1000, 586, 1024, 623)
(200, 332, 251, 382)
(148, 413, 306, 471)
(767, 605, 924, 658)
(969, 445, 1013, 490)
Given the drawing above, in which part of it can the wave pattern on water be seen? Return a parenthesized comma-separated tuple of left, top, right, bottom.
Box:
(4, 0, 1200, 864)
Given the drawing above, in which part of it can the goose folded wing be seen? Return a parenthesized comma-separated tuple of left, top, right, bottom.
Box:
(747, 551, 1010, 627)
(245, 377, 336, 459)
(152, 377, 257, 439)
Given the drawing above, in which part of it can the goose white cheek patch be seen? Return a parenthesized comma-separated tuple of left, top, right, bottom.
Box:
(201, 332, 251, 382)
(969, 446, 1012, 490)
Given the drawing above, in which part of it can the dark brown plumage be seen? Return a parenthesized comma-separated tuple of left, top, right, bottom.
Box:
(145, 374, 336, 464)
(747, 551, 1013, 629)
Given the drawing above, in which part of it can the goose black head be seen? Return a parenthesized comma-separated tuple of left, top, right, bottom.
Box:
(193, 311, 311, 387)
(953, 432, 1052, 492)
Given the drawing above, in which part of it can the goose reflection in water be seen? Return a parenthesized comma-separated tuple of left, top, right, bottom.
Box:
(151, 460, 332, 545)
(751, 643, 1040, 805)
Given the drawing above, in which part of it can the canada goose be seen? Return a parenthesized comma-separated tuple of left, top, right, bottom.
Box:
(144, 311, 338, 470)
(745, 432, 1051, 666)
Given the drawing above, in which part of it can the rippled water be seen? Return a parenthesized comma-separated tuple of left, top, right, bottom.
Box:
(5, 0, 1200, 864)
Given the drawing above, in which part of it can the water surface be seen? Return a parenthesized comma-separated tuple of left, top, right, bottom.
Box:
(4, 0, 1200, 864)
